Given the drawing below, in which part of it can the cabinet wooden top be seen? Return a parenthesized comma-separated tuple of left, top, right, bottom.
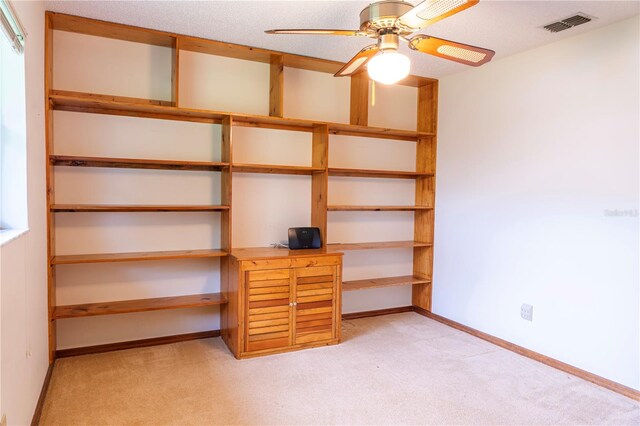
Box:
(230, 247, 343, 261)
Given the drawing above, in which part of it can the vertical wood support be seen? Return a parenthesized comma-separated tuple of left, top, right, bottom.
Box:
(417, 82, 438, 134)
(311, 125, 329, 244)
(269, 54, 284, 117)
(220, 115, 234, 351)
(171, 37, 180, 107)
(412, 81, 438, 312)
(45, 13, 57, 363)
(220, 115, 233, 252)
(349, 72, 369, 126)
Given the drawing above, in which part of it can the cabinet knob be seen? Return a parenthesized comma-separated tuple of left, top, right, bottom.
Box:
(289, 302, 293, 307)
(293, 302, 298, 306)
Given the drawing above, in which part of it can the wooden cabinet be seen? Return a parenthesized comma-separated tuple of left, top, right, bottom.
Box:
(221, 248, 342, 358)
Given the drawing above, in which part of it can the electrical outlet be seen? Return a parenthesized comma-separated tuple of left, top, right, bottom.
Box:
(521, 303, 533, 321)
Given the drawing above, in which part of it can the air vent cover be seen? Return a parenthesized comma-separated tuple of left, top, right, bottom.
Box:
(542, 13, 594, 33)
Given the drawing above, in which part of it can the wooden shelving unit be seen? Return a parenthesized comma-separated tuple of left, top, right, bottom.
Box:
(44, 11, 438, 360)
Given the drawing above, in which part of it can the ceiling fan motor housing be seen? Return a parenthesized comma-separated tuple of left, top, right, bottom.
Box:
(359, 0, 415, 36)
(378, 33, 400, 50)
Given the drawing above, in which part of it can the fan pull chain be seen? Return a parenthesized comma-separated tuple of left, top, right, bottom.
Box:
(371, 79, 376, 107)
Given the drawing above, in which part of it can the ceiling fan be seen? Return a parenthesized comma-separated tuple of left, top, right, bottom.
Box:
(266, 0, 495, 84)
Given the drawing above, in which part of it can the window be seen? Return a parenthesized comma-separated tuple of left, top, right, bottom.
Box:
(0, 0, 27, 245)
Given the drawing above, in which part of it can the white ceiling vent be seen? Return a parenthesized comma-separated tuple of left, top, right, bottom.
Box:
(542, 13, 595, 33)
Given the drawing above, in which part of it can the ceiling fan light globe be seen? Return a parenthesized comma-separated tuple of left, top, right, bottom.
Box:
(367, 51, 411, 85)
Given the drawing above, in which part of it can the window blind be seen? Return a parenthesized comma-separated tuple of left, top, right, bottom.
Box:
(0, 0, 25, 54)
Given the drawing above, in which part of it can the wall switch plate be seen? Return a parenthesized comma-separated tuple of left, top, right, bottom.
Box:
(521, 303, 534, 321)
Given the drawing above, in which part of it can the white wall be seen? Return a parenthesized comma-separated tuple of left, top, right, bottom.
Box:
(50, 30, 420, 347)
(436, 16, 639, 389)
(0, 1, 48, 425)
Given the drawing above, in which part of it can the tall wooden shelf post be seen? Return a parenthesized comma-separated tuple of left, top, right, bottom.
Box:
(311, 125, 329, 242)
(412, 81, 438, 312)
(171, 36, 180, 107)
(350, 72, 369, 126)
(45, 12, 57, 362)
(221, 115, 233, 252)
(269, 54, 284, 117)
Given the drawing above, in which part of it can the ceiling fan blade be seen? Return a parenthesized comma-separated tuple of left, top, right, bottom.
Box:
(334, 45, 379, 77)
(397, 0, 479, 30)
(265, 29, 367, 36)
(409, 35, 494, 66)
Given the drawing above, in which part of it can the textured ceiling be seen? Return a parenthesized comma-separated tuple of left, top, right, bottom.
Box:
(44, 0, 639, 78)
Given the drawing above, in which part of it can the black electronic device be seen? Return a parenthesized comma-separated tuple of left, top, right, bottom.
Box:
(288, 227, 322, 250)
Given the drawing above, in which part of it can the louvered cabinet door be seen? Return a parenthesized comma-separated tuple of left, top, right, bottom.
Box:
(245, 268, 293, 353)
(294, 265, 338, 345)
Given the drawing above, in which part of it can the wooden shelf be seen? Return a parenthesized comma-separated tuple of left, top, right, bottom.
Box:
(50, 204, 229, 212)
(52, 249, 227, 265)
(53, 293, 227, 319)
(49, 91, 434, 142)
(50, 155, 229, 171)
(232, 163, 325, 176)
(328, 205, 433, 211)
(328, 124, 433, 141)
(327, 241, 432, 251)
(342, 275, 431, 291)
(329, 168, 432, 179)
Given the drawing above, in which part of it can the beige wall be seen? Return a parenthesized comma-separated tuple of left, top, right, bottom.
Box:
(0, 1, 48, 425)
(51, 31, 421, 349)
(436, 16, 639, 390)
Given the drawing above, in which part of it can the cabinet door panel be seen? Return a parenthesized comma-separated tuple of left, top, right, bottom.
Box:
(249, 310, 289, 322)
(249, 286, 289, 295)
(246, 268, 292, 353)
(295, 331, 333, 344)
(248, 324, 289, 335)
(297, 318, 333, 329)
(250, 317, 289, 328)
(297, 294, 333, 303)
(249, 337, 291, 352)
(295, 282, 333, 291)
(297, 287, 333, 297)
(249, 298, 290, 309)
(248, 269, 290, 281)
(294, 266, 337, 344)
(296, 311, 332, 322)
(248, 278, 290, 288)
(249, 292, 290, 302)
(295, 305, 332, 316)
(297, 275, 334, 285)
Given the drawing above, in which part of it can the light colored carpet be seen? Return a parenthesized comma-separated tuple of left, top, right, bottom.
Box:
(40, 312, 639, 425)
